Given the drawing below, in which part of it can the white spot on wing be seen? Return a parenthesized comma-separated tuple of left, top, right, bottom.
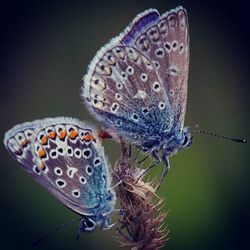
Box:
(86, 165, 93, 175)
(56, 179, 66, 188)
(74, 148, 82, 158)
(72, 189, 80, 198)
(66, 165, 78, 178)
(115, 93, 123, 101)
(54, 167, 63, 176)
(155, 48, 165, 58)
(126, 66, 134, 75)
(79, 176, 86, 184)
(158, 102, 166, 110)
(111, 103, 119, 113)
(171, 40, 178, 51)
(152, 81, 161, 92)
(33, 165, 41, 175)
(140, 73, 148, 82)
(167, 65, 178, 76)
(133, 90, 147, 99)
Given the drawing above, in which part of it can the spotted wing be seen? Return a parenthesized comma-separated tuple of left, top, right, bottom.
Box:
(82, 12, 172, 145)
(126, 7, 189, 128)
(4, 117, 112, 216)
(83, 43, 175, 146)
(82, 7, 188, 147)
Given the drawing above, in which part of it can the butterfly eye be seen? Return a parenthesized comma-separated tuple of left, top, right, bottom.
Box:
(80, 217, 96, 232)
(182, 135, 190, 147)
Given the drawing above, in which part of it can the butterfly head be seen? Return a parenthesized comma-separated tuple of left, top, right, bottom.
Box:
(162, 126, 192, 156)
(179, 127, 192, 150)
(80, 217, 97, 232)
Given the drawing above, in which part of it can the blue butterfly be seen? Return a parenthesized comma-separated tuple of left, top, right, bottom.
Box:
(82, 6, 191, 182)
(4, 117, 116, 233)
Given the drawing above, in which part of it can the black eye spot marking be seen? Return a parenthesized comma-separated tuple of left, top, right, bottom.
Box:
(155, 48, 164, 58)
(121, 71, 127, 78)
(72, 189, 80, 198)
(158, 102, 166, 110)
(50, 150, 58, 159)
(115, 119, 122, 127)
(83, 148, 92, 159)
(172, 42, 177, 48)
(86, 166, 93, 175)
(111, 102, 119, 113)
(33, 166, 41, 175)
(126, 66, 134, 75)
(79, 176, 86, 184)
(140, 73, 148, 82)
(74, 148, 82, 158)
(54, 167, 63, 176)
(152, 82, 161, 92)
(102, 173, 106, 179)
(132, 113, 139, 122)
(94, 158, 101, 166)
(153, 60, 160, 69)
(57, 147, 63, 154)
(56, 179, 66, 188)
(164, 42, 171, 51)
(67, 147, 73, 155)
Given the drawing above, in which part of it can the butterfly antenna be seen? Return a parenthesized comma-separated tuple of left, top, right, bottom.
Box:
(192, 129, 247, 143)
(30, 217, 80, 247)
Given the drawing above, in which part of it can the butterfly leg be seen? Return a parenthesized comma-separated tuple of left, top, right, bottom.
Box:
(152, 150, 161, 162)
(136, 150, 161, 181)
(137, 152, 150, 165)
(101, 217, 117, 230)
(135, 163, 158, 183)
(128, 144, 132, 157)
(158, 155, 170, 188)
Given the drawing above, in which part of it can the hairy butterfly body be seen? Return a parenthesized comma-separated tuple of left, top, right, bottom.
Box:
(4, 117, 116, 232)
(82, 6, 192, 182)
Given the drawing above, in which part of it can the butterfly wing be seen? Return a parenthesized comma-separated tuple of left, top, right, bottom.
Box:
(82, 43, 174, 147)
(4, 117, 114, 216)
(125, 7, 189, 129)
(82, 7, 188, 147)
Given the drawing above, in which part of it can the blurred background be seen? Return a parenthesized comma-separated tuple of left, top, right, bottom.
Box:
(0, 0, 249, 249)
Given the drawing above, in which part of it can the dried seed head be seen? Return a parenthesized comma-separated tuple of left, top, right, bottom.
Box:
(114, 150, 168, 250)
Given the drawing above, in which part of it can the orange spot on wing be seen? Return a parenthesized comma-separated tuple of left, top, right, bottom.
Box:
(41, 136, 47, 145)
(48, 131, 56, 139)
(38, 148, 46, 158)
(69, 130, 78, 139)
(58, 130, 66, 140)
(83, 133, 95, 141)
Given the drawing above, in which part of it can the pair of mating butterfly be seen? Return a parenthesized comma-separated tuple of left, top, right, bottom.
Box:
(4, 6, 246, 235)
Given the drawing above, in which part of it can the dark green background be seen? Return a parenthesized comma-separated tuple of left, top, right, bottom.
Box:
(1, 1, 249, 249)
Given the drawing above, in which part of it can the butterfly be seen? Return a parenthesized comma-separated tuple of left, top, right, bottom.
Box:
(81, 6, 192, 182)
(4, 117, 116, 233)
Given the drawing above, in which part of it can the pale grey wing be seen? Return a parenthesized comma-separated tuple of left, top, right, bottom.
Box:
(82, 44, 174, 146)
(4, 117, 111, 216)
(126, 7, 189, 129)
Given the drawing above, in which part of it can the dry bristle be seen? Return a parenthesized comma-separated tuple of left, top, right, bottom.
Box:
(114, 149, 168, 250)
